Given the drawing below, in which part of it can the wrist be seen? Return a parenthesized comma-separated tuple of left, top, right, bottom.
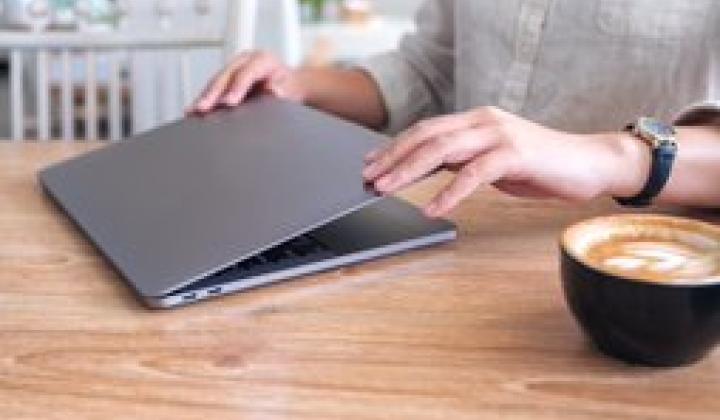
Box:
(292, 68, 316, 104)
(599, 131, 652, 199)
(289, 67, 387, 129)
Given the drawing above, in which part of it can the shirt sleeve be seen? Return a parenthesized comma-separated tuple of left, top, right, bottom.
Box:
(674, 101, 720, 126)
(358, 0, 455, 134)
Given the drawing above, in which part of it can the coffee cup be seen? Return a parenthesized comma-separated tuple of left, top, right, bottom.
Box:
(560, 214, 720, 366)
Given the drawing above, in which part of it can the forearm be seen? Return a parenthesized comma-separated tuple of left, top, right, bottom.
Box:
(296, 67, 387, 130)
(608, 126, 720, 207)
(657, 126, 720, 207)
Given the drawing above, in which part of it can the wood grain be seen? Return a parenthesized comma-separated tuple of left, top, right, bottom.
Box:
(1, 143, 719, 420)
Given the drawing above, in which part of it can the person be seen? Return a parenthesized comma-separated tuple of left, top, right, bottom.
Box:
(190, 0, 720, 217)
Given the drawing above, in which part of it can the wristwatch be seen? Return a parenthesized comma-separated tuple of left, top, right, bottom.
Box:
(615, 117, 678, 207)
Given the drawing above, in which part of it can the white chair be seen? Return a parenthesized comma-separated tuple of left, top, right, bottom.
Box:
(0, 0, 299, 142)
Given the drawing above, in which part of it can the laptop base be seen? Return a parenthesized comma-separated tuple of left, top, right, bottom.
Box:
(147, 198, 456, 308)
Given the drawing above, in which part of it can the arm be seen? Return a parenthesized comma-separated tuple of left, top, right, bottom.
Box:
(294, 67, 387, 129)
(359, 0, 456, 133)
(190, 0, 455, 133)
(362, 107, 720, 218)
(304, 0, 456, 130)
(189, 51, 386, 128)
(309, 0, 457, 131)
(611, 114, 720, 207)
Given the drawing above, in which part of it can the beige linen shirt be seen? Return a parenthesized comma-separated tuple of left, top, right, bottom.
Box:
(361, 0, 720, 134)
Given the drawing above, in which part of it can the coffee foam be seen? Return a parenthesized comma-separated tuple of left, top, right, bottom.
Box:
(562, 215, 720, 284)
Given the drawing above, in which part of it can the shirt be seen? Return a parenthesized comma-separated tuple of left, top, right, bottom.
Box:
(360, 0, 720, 134)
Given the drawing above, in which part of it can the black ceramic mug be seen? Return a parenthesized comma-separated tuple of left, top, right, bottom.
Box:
(560, 214, 720, 367)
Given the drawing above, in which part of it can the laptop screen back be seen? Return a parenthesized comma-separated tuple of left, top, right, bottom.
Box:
(40, 97, 386, 297)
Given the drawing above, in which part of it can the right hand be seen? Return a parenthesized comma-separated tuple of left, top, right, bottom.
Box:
(189, 51, 306, 114)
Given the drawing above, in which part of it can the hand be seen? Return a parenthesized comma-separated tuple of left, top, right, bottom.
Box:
(189, 51, 306, 114)
(363, 107, 650, 218)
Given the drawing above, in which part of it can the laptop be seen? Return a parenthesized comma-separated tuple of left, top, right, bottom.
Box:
(39, 96, 456, 308)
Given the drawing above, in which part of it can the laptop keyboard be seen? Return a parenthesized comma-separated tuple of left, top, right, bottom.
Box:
(173, 234, 335, 295)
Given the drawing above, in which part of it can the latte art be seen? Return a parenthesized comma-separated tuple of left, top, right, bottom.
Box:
(563, 215, 720, 284)
(587, 240, 720, 282)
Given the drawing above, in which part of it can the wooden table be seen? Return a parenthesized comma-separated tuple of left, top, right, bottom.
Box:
(1, 143, 719, 419)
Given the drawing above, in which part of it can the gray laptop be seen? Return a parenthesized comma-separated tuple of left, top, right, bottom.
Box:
(39, 96, 456, 308)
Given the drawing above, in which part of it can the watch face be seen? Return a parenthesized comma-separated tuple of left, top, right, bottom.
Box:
(640, 117, 676, 138)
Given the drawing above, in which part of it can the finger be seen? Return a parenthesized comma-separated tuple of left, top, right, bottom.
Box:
(192, 53, 253, 112)
(220, 55, 278, 106)
(363, 113, 476, 181)
(363, 108, 507, 169)
(373, 140, 447, 194)
(365, 139, 395, 163)
(374, 128, 497, 193)
(424, 150, 511, 217)
(364, 114, 469, 179)
(191, 56, 250, 113)
(263, 70, 286, 95)
(262, 69, 296, 100)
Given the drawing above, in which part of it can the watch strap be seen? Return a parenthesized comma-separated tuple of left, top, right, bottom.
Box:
(615, 140, 677, 207)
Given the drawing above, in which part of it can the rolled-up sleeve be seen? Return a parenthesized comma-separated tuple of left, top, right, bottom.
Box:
(674, 101, 720, 126)
(359, 0, 455, 134)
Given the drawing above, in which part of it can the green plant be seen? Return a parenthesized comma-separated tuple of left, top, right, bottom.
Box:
(299, 0, 327, 22)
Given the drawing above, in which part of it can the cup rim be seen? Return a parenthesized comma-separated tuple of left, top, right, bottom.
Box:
(560, 214, 720, 287)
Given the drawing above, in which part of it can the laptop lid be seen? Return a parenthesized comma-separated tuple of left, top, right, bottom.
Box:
(40, 96, 385, 298)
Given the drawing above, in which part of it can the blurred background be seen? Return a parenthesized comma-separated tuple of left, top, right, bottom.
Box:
(0, 0, 423, 140)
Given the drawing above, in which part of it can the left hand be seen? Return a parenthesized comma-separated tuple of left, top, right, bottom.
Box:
(363, 106, 649, 218)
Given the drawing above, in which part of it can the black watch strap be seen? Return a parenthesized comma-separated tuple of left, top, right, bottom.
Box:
(616, 146, 676, 207)
(615, 121, 678, 207)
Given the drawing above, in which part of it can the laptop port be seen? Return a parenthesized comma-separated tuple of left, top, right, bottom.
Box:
(182, 293, 197, 301)
(208, 287, 222, 295)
